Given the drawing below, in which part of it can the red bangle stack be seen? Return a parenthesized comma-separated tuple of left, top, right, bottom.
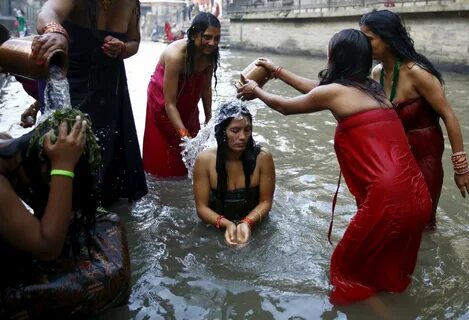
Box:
(215, 215, 225, 230)
(241, 216, 255, 230)
(42, 22, 69, 41)
(177, 128, 189, 138)
(451, 151, 469, 175)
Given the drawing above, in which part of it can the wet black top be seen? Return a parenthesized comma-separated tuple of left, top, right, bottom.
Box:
(209, 186, 260, 221)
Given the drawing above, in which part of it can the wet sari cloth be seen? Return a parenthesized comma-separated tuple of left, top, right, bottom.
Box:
(143, 63, 208, 177)
(64, 21, 147, 203)
(209, 186, 260, 221)
(0, 211, 131, 318)
(394, 97, 444, 228)
(330, 108, 432, 305)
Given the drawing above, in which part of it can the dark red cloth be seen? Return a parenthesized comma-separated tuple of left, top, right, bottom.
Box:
(143, 63, 207, 177)
(394, 97, 444, 228)
(330, 108, 432, 305)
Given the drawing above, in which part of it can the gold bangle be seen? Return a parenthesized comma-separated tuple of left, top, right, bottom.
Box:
(251, 208, 262, 223)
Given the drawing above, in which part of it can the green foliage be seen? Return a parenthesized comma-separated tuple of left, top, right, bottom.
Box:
(27, 108, 102, 172)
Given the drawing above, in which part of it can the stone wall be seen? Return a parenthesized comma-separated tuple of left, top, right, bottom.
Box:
(228, 6, 469, 72)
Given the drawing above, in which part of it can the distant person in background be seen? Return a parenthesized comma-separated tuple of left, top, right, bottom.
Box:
(212, 1, 220, 18)
(16, 9, 26, 37)
(142, 12, 220, 178)
(360, 9, 469, 228)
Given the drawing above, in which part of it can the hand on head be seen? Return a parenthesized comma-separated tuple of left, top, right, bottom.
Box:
(43, 116, 87, 171)
(31, 33, 68, 64)
(102, 36, 126, 58)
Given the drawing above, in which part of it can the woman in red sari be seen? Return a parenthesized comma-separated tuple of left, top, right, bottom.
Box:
(359, 10, 469, 228)
(143, 12, 220, 177)
(237, 29, 432, 305)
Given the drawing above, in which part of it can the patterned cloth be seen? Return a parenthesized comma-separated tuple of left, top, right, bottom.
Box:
(0, 212, 131, 318)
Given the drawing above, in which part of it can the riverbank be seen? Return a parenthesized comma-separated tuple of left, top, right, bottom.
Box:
(227, 3, 469, 73)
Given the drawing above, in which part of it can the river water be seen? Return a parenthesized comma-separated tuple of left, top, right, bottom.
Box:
(1, 41, 468, 319)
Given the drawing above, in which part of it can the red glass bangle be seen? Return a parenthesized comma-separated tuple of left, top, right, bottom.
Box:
(215, 215, 225, 230)
(241, 216, 255, 230)
(177, 127, 189, 138)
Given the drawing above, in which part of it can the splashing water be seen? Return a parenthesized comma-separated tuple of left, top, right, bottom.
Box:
(180, 118, 217, 179)
(43, 64, 71, 113)
(181, 99, 256, 178)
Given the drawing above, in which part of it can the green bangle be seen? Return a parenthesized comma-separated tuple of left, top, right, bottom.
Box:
(50, 169, 75, 179)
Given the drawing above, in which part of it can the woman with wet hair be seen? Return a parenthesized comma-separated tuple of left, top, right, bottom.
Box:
(237, 29, 431, 304)
(192, 100, 275, 247)
(359, 9, 469, 228)
(143, 12, 221, 177)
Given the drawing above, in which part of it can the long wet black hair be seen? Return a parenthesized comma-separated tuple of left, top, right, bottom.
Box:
(186, 12, 220, 88)
(319, 28, 387, 106)
(359, 9, 443, 84)
(214, 101, 260, 214)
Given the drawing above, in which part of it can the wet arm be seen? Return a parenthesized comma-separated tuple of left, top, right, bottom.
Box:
(246, 82, 330, 115)
(121, 5, 141, 59)
(413, 69, 464, 154)
(413, 68, 469, 194)
(276, 68, 318, 94)
(0, 175, 72, 261)
(193, 155, 232, 229)
(201, 69, 213, 124)
(244, 150, 275, 226)
(37, 0, 75, 33)
(163, 53, 188, 134)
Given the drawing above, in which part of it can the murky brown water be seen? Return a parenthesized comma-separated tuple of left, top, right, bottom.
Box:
(1, 41, 468, 319)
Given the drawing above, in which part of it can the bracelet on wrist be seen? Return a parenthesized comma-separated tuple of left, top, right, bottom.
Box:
(42, 22, 69, 41)
(50, 169, 75, 179)
(271, 66, 283, 79)
(177, 128, 190, 138)
(215, 215, 225, 230)
(241, 216, 255, 230)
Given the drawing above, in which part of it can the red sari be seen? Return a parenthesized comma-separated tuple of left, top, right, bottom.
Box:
(143, 64, 208, 177)
(330, 108, 432, 305)
(394, 97, 444, 228)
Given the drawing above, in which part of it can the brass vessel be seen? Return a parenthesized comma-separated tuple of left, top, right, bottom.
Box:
(0, 24, 68, 80)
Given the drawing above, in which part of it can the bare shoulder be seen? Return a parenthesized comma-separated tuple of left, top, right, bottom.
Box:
(257, 147, 274, 164)
(405, 62, 438, 85)
(195, 147, 216, 163)
(162, 40, 187, 65)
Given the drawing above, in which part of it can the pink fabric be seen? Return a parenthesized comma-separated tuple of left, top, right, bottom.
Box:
(143, 63, 207, 177)
(330, 108, 432, 305)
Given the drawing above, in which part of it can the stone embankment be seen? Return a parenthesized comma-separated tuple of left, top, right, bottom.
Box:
(226, 0, 469, 72)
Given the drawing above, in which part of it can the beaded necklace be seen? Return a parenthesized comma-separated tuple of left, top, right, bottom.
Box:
(380, 57, 401, 102)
